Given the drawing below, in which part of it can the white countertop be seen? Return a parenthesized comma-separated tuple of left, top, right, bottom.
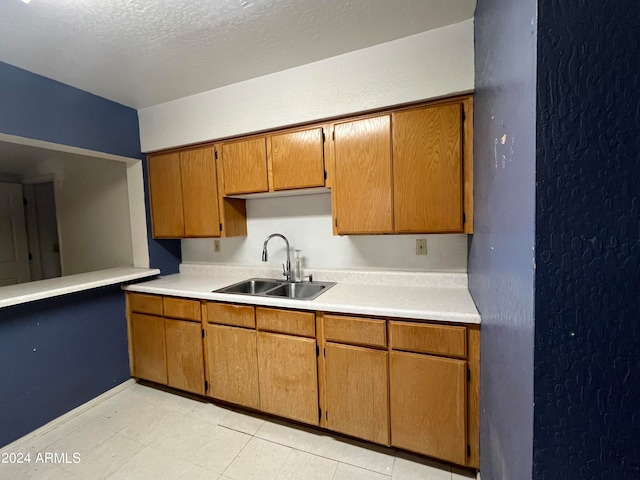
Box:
(0, 267, 161, 309)
(123, 263, 480, 324)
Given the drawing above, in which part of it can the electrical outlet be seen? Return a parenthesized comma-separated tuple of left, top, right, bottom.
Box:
(214, 239, 221, 252)
(416, 239, 427, 255)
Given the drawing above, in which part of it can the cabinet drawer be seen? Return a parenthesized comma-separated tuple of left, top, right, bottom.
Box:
(205, 302, 255, 328)
(389, 321, 466, 358)
(323, 314, 386, 348)
(256, 308, 315, 338)
(129, 293, 163, 316)
(163, 297, 201, 322)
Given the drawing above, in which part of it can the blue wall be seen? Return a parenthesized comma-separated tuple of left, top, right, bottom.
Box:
(0, 62, 179, 447)
(0, 61, 181, 275)
(533, 1, 640, 478)
(0, 287, 129, 446)
(469, 0, 537, 479)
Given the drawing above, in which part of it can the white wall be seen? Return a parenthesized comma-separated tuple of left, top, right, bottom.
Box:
(1, 133, 151, 274)
(147, 20, 473, 273)
(53, 157, 133, 275)
(182, 193, 468, 272)
(139, 19, 474, 152)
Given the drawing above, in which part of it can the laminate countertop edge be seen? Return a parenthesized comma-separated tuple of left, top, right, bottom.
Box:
(123, 271, 480, 324)
(0, 267, 161, 309)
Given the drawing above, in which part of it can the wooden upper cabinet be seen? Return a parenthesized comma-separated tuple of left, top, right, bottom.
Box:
(270, 127, 325, 191)
(333, 115, 393, 234)
(148, 146, 223, 238)
(393, 103, 463, 233)
(148, 152, 184, 238)
(221, 137, 269, 195)
(180, 147, 221, 237)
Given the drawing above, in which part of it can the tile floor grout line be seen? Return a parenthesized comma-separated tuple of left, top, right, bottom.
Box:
(218, 427, 259, 480)
(3, 382, 472, 480)
(273, 446, 295, 480)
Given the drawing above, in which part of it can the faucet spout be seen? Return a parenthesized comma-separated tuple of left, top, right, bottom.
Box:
(261, 233, 291, 282)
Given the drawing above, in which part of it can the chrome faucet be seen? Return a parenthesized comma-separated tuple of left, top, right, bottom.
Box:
(261, 233, 291, 282)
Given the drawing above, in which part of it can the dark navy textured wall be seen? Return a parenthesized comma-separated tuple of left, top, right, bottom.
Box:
(0, 287, 129, 446)
(0, 63, 179, 447)
(533, 1, 640, 478)
(469, 0, 537, 479)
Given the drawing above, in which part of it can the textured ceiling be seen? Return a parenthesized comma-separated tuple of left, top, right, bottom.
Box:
(0, 0, 475, 109)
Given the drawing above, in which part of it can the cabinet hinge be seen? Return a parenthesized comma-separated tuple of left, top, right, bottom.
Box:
(463, 212, 466, 225)
(323, 347, 326, 357)
(467, 444, 471, 457)
(334, 218, 338, 228)
(23, 197, 27, 206)
(316, 344, 320, 356)
(214, 150, 218, 160)
(332, 131, 335, 141)
(28, 252, 33, 260)
(318, 408, 322, 421)
(202, 329, 206, 339)
(322, 131, 326, 143)
(462, 105, 466, 122)
(205, 380, 209, 392)
(219, 223, 223, 232)
(324, 170, 327, 180)
(467, 367, 471, 381)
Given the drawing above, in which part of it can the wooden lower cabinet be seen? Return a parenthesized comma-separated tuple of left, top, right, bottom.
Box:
(257, 331, 318, 425)
(165, 318, 205, 395)
(324, 343, 389, 445)
(389, 351, 468, 466)
(205, 324, 259, 409)
(130, 313, 167, 384)
(128, 293, 479, 469)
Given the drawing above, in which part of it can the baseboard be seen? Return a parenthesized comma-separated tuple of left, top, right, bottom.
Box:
(0, 378, 136, 452)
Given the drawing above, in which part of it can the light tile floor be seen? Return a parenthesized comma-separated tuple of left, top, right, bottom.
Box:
(0, 382, 478, 480)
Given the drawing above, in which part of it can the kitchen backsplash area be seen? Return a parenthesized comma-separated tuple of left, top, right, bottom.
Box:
(181, 193, 468, 272)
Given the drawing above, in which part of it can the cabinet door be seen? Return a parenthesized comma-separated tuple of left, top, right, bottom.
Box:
(221, 137, 268, 194)
(393, 103, 463, 233)
(206, 324, 259, 409)
(389, 351, 467, 465)
(130, 313, 167, 384)
(333, 115, 393, 234)
(165, 319, 205, 395)
(148, 152, 184, 238)
(324, 343, 389, 445)
(270, 128, 325, 190)
(180, 147, 221, 237)
(257, 332, 318, 425)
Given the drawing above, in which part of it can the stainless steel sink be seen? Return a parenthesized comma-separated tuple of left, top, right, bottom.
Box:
(216, 278, 283, 295)
(213, 278, 335, 300)
(265, 282, 329, 300)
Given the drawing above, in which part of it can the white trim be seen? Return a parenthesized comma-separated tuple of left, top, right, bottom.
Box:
(0, 133, 151, 273)
(126, 161, 150, 268)
(0, 133, 140, 165)
(20, 174, 55, 185)
(0, 379, 136, 453)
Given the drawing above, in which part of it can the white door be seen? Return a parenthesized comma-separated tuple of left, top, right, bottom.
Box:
(0, 183, 31, 286)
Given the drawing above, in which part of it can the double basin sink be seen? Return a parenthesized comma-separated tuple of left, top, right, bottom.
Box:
(213, 278, 336, 301)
